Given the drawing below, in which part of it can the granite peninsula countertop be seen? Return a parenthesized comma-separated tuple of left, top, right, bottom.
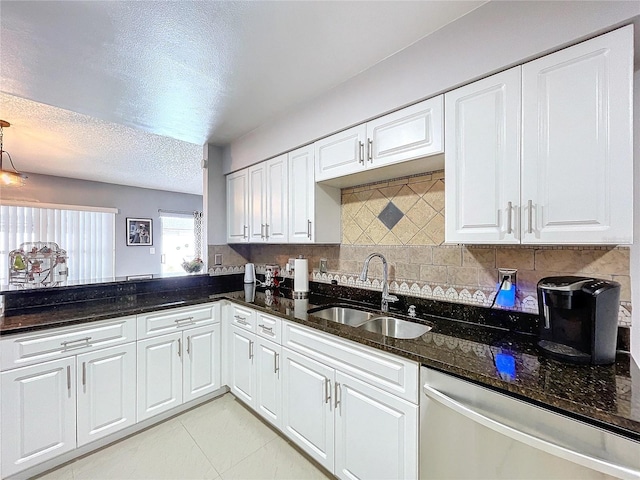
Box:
(2, 283, 639, 442)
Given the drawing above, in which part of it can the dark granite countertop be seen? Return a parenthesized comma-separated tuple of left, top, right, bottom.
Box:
(2, 281, 639, 443)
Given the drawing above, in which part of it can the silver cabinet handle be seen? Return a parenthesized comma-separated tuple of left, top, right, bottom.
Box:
(265, 224, 269, 239)
(178, 338, 182, 358)
(325, 377, 332, 404)
(506, 201, 513, 234)
(187, 336, 191, 356)
(67, 365, 71, 392)
(274, 352, 279, 374)
(258, 324, 274, 332)
(174, 316, 194, 326)
(234, 315, 249, 326)
(307, 220, 312, 239)
(358, 141, 364, 164)
(261, 224, 265, 239)
(367, 139, 373, 162)
(249, 340, 254, 360)
(243, 225, 248, 239)
(82, 362, 86, 387)
(61, 336, 92, 350)
(527, 199, 533, 234)
(335, 381, 341, 409)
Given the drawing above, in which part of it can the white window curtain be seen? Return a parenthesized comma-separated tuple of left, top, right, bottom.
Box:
(0, 202, 116, 284)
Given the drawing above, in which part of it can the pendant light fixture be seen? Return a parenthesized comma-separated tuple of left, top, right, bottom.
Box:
(0, 120, 28, 187)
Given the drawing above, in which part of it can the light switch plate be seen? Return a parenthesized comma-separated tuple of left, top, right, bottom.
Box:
(149, 247, 155, 254)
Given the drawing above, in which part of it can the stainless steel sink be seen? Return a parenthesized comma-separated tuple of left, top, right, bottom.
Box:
(307, 306, 377, 326)
(359, 316, 432, 339)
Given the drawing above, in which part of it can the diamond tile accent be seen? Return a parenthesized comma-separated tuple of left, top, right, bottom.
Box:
(378, 201, 404, 230)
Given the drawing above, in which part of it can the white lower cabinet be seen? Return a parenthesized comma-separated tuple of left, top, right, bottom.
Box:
(228, 324, 256, 405)
(1, 357, 77, 478)
(334, 371, 418, 480)
(255, 336, 282, 428)
(76, 343, 137, 447)
(137, 323, 221, 421)
(281, 347, 335, 472)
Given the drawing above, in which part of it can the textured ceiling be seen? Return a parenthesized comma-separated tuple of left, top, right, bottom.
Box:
(0, 1, 486, 194)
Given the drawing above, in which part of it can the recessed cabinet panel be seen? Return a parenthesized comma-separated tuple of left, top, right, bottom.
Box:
(445, 67, 521, 244)
(137, 333, 182, 421)
(229, 325, 255, 406)
(315, 125, 367, 182)
(265, 155, 288, 243)
(368, 96, 443, 167)
(255, 337, 281, 429)
(521, 26, 633, 244)
(288, 145, 316, 243)
(226, 170, 249, 243)
(248, 164, 267, 242)
(77, 343, 136, 447)
(183, 324, 220, 403)
(335, 371, 418, 480)
(1, 358, 76, 478)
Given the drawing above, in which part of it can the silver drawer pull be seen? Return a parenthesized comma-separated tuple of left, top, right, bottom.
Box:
(274, 352, 279, 374)
(61, 336, 92, 350)
(174, 316, 194, 325)
(67, 365, 71, 392)
(234, 315, 249, 326)
(258, 324, 274, 332)
(325, 377, 331, 404)
(178, 338, 182, 358)
(82, 362, 87, 387)
(249, 340, 254, 360)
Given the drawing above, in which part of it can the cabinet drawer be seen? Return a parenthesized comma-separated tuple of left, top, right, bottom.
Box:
(283, 321, 418, 403)
(0, 316, 136, 371)
(256, 311, 281, 343)
(229, 304, 256, 332)
(137, 303, 217, 339)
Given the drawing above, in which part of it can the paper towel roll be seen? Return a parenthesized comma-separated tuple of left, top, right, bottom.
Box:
(294, 258, 309, 293)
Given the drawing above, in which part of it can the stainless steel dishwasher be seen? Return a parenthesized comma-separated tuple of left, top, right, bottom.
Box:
(419, 367, 640, 479)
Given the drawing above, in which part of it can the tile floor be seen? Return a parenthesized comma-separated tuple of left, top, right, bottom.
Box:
(35, 394, 331, 480)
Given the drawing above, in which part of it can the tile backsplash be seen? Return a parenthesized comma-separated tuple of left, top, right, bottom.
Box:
(209, 170, 632, 327)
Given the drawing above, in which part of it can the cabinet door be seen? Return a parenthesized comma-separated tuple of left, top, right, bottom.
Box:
(137, 332, 183, 421)
(265, 154, 288, 243)
(255, 337, 282, 429)
(226, 169, 249, 243)
(368, 96, 443, 169)
(521, 26, 633, 244)
(315, 125, 367, 182)
(248, 163, 267, 242)
(76, 343, 136, 447)
(288, 145, 315, 243)
(228, 325, 255, 407)
(183, 324, 221, 403)
(1, 357, 76, 478)
(445, 67, 521, 244)
(334, 371, 418, 480)
(281, 348, 335, 472)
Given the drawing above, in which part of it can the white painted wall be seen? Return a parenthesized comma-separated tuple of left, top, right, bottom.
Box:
(223, 1, 640, 173)
(1, 173, 202, 277)
(633, 69, 640, 367)
(205, 144, 227, 245)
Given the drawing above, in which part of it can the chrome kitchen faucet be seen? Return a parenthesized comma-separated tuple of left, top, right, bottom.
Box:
(359, 253, 398, 312)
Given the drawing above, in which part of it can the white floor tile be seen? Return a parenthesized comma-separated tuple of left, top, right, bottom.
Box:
(220, 436, 331, 480)
(178, 395, 278, 474)
(71, 418, 219, 480)
(33, 462, 75, 480)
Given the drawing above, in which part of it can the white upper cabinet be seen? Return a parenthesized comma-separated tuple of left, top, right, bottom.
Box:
(316, 96, 444, 187)
(226, 169, 249, 243)
(315, 125, 368, 182)
(445, 26, 633, 245)
(445, 67, 522, 244)
(521, 26, 633, 244)
(289, 145, 341, 244)
(265, 155, 288, 243)
(248, 163, 267, 242)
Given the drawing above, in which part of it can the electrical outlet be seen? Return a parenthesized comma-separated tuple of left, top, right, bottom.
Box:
(214, 254, 223, 265)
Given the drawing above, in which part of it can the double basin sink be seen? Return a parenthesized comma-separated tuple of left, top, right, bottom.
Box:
(307, 305, 432, 339)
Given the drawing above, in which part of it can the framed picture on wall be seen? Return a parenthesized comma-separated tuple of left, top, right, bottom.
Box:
(126, 218, 153, 246)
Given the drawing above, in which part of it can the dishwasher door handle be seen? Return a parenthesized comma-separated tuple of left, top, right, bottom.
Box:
(422, 384, 640, 480)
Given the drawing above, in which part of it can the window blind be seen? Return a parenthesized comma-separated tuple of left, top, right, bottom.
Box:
(0, 204, 115, 284)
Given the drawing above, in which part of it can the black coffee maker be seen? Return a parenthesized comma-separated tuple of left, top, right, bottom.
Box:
(537, 276, 620, 365)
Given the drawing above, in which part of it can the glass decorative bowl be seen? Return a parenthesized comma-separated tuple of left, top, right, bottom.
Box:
(181, 257, 204, 273)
